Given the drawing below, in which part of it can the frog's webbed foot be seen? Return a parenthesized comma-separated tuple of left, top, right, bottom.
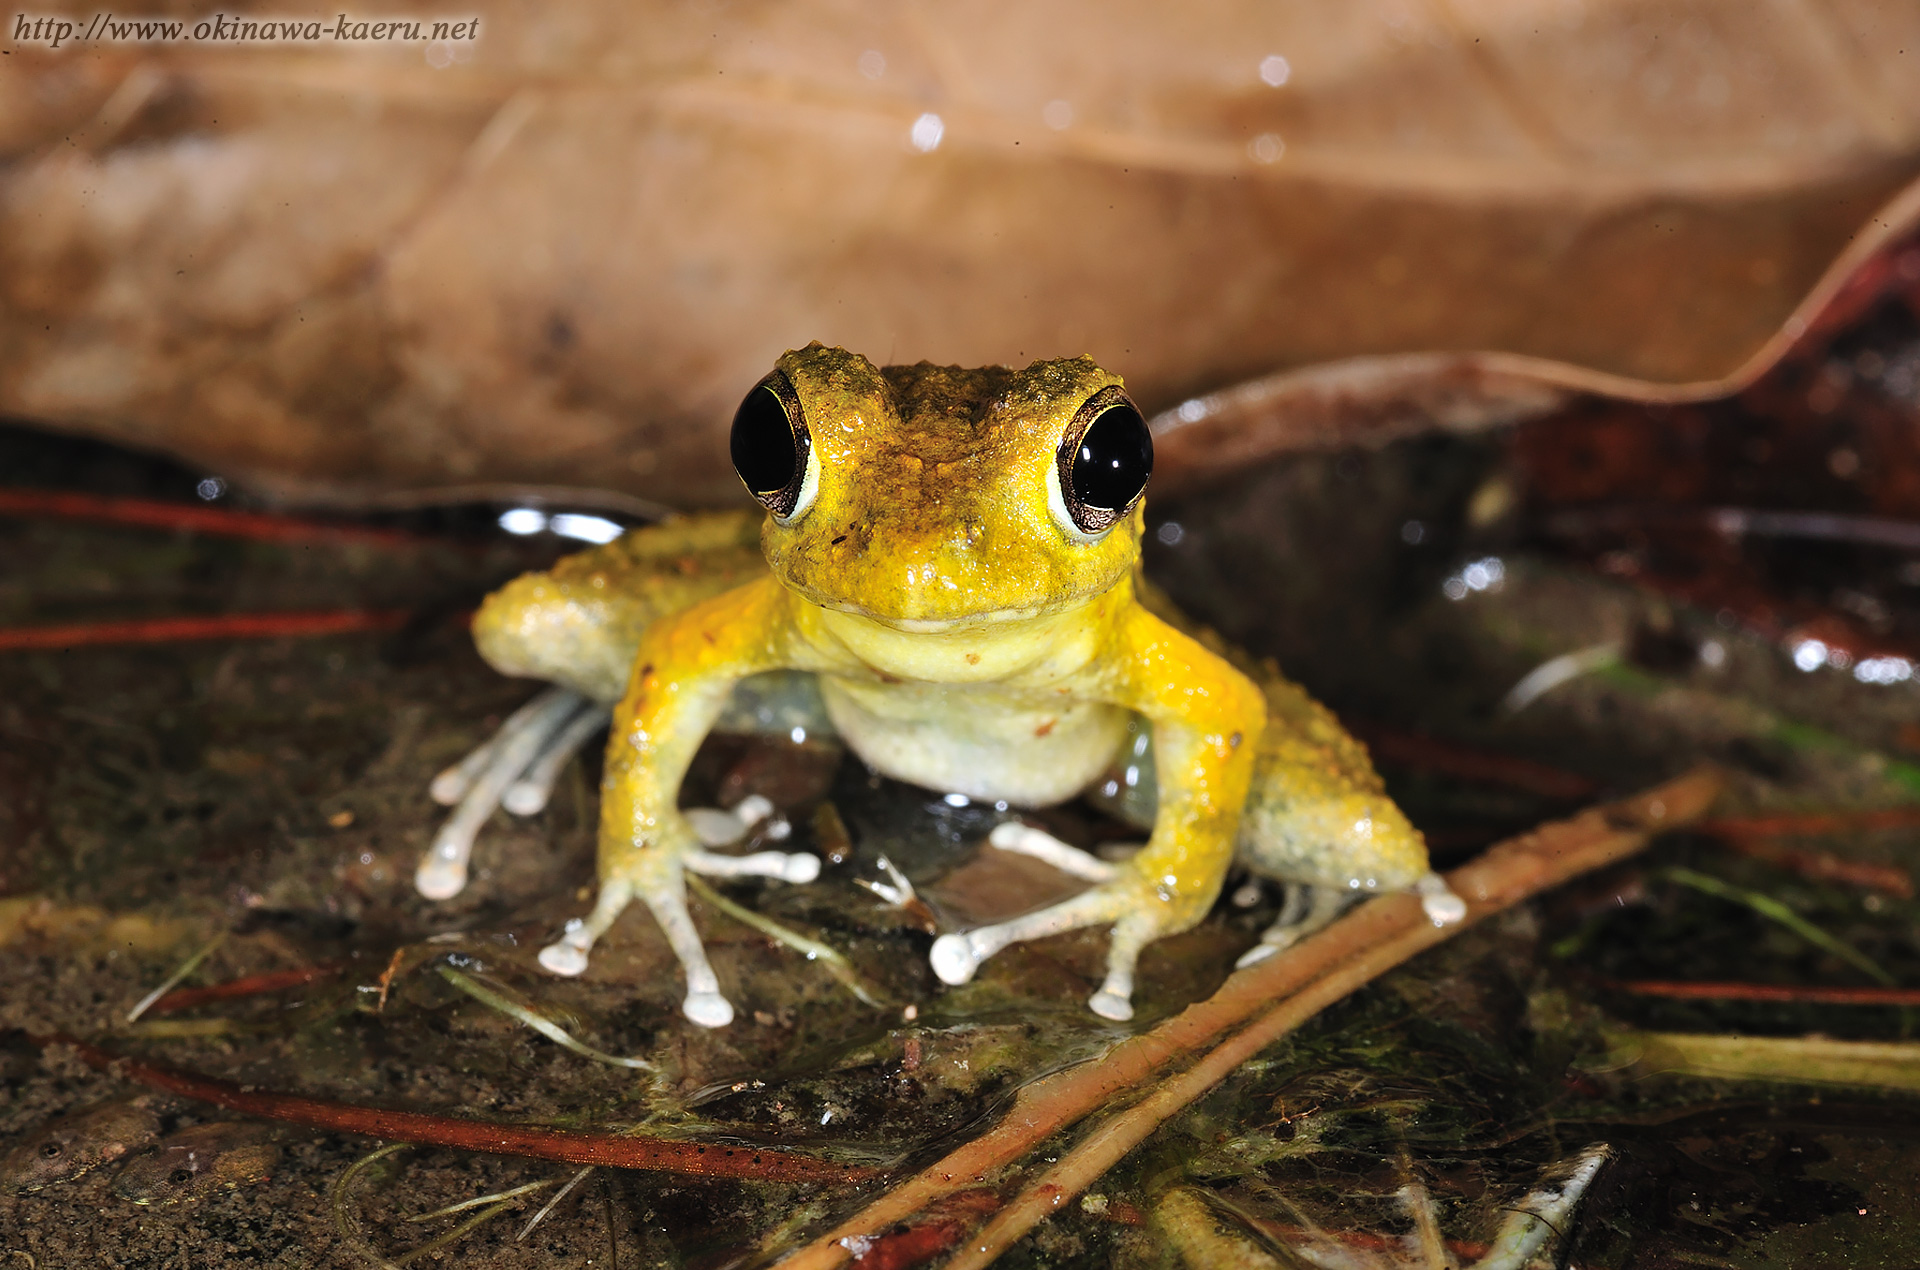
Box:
(416, 688, 609, 900)
(537, 799, 822, 1029)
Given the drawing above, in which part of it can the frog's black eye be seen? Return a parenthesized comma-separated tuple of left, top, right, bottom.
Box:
(1057, 387, 1152, 535)
(730, 371, 812, 518)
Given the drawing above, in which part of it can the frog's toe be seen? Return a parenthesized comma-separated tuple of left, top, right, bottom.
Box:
(428, 687, 584, 805)
(1087, 912, 1160, 1021)
(536, 881, 634, 977)
(929, 885, 1133, 989)
(929, 932, 988, 986)
(687, 849, 820, 884)
(1235, 883, 1351, 969)
(987, 821, 1119, 882)
(682, 992, 734, 1028)
(414, 848, 469, 901)
(501, 705, 608, 815)
(418, 688, 593, 900)
(1416, 872, 1467, 926)
(537, 919, 594, 976)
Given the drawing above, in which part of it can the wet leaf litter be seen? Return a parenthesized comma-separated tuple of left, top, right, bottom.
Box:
(5, 293, 1920, 1265)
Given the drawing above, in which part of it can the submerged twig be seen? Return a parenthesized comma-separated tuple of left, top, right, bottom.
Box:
(34, 1032, 881, 1183)
(519, 1166, 592, 1241)
(1699, 807, 1920, 837)
(392, 1200, 519, 1267)
(1350, 721, 1597, 799)
(436, 965, 652, 1069)
(1699, 808, 1920, 898)
(1710, 834, 1915, 898)
(127, 932, 229, 1023)
(1618, 1031, 1920, 1093)
(407, 1179, 553, 1222)
(1662, 866, 1896, 987)
(1500, 643, 1621, 714)
(685, 873, 888, 1008)
(780, 768, 1722, 1270)
(332, 1143, 414, 1270)
(1472, 1145, 1612, 1270)
(336, 1145, 537, 1269)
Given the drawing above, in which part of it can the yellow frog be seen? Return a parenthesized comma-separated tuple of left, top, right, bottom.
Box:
(418, 345, 1461, 1028)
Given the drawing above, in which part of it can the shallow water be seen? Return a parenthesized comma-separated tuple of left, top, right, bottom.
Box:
(0, 414, 1917, 1269)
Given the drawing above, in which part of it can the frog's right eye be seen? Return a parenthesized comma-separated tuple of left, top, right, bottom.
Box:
(1050, 384, 1152, 539)
(730, 372, 815, 519)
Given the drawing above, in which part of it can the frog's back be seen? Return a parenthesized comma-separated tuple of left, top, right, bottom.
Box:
(473, 510, 768, 702)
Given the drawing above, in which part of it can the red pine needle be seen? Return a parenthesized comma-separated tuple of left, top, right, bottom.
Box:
(34, 1032, 881, 1184)
(0, 488, 417, 547)
(0, 610, 411, 651)
(147, 963, 347, 1014)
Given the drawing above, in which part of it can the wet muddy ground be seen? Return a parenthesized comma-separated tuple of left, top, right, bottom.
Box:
(0, 411, 1918, 1269)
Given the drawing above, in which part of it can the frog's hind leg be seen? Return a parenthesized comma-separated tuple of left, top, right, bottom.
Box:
(416, 688, 603, 899)
(1231, 674, 1466, 961)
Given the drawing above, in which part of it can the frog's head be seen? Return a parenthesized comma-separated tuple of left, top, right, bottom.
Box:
(729, 343, 1152, 630)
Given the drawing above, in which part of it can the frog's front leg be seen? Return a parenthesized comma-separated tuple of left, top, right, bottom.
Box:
(534, 577, 818, 1028)
(931, 609, 1267, 1021)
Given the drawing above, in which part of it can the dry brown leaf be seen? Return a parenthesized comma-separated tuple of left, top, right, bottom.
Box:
(3, 0, 1918, 506)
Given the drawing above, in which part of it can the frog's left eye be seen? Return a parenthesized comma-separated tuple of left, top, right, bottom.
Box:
(730, 371, 814, 519)
(1053, 386, 1152, 536)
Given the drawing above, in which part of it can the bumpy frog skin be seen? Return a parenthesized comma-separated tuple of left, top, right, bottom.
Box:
(421, 344, 1461, 1027)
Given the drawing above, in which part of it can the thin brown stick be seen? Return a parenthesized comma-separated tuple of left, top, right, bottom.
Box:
(1348, 721, 1598, 800)
(1698, 807, 1920, 837)
(1711, 834, 1914, 898)
(35, 1033, 879, 1184)
(943, 770, 1719, 1269)
(779, 768, 1721, 1270)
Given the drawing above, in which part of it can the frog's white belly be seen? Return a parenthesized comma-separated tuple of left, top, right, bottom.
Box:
(819, 675, 1129, 807)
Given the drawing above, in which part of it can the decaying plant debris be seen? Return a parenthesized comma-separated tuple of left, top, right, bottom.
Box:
(6, 0, 1920, 505)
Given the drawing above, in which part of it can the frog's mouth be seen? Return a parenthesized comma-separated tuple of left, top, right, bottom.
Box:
(814, 599, 1054, 634)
